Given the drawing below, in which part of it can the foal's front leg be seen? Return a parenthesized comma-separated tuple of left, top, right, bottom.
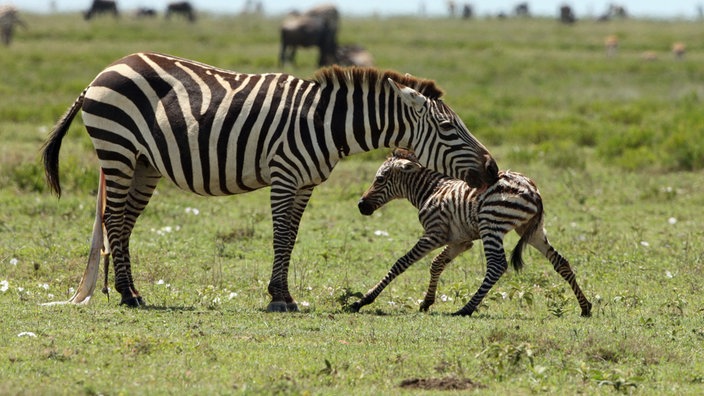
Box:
(420, 241, 473, 312)
(349, 234, 444, 312)
(453, 234, 508, 316)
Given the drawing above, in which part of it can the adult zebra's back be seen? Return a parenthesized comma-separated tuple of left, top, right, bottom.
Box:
(42, 52, 498, 311)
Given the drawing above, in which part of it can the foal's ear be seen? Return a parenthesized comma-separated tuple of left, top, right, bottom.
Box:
(398, 159, 422, 172)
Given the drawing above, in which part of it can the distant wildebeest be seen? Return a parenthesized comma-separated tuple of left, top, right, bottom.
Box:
(461, 4, 473, 19)
(559, 5, 576, 24)
(84, 0, 119, 20)
(515, 2, 530, 17)
(166, 1, 195, 22)
(280, 4, 339, 67)
(335, 44, 373, 67)
(0, 5, 26, 46)
(136, 7, 157, 18)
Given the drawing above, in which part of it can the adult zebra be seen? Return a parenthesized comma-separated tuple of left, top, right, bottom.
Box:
(42, 52, 499, 311)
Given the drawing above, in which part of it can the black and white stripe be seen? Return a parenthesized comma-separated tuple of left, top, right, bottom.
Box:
(42, 52, 498, 311)
(352, 149, 592, 317)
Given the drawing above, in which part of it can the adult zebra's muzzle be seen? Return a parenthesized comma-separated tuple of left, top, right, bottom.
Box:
(358, 199, 376, 216)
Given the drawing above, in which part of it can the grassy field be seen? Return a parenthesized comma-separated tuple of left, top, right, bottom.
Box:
(1, 12, 704, 395)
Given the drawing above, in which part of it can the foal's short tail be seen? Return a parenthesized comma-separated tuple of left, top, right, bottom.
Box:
(510, 199, 544, 272)
(41, 88, 87, 197)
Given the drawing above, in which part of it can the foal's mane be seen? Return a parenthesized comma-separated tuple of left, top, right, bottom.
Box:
(313, 65, 444, 99)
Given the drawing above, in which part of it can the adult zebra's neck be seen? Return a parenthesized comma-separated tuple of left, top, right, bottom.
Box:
(313, 66, 442, 159)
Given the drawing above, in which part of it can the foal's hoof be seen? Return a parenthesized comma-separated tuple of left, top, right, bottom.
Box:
(347, 302, 362, 313)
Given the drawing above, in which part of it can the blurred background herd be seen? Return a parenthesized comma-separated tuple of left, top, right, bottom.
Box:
(1, 1, 700, 65)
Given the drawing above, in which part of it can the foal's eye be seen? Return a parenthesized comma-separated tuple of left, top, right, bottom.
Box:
(375, 175, 386, 183)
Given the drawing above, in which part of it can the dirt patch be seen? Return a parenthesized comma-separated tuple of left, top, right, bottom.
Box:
(399, 377, 483, 391)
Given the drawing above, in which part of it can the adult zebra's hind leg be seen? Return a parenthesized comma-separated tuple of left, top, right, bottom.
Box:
(104, 158, 161, 307)
(267, 184, 313, 312)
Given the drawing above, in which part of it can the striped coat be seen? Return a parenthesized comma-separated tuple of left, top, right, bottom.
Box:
(42, 52, 498, 311)
(351, 150, 591, 317)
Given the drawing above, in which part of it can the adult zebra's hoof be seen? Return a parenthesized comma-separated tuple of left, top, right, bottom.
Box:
(120, 296, 145, 307)
(267, 301, 299, 312)
(347, 301, 362, 313)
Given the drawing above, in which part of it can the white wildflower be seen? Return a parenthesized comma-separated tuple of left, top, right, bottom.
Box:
(374, 230, 389, 237)
(47, 294, 54, 299)
(0, 280, 8, 292)
(17, 332, 37, 337)
(500, 292, 508, 300)
(640, 241, 650, 247)
(300, 301, 310, 307)
(185, 207, 200, 215)
(228, 292, 238, 300)
(668, 217, 677, 225)
(39, 283, 49, 290)
(156, 279, 165, 285)
(665, 271, 673, 279)
(212, 297, 221, 304)
(10, 258, 18, 266)
(440, 294, 451, 302)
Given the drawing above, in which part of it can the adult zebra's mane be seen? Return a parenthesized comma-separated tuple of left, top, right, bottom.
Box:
(312, 65, 445, 99)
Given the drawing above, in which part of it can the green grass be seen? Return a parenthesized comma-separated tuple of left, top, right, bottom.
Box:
(1, 12, 704, 395)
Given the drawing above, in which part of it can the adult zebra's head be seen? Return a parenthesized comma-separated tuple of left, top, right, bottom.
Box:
(388, 79, 499, 189)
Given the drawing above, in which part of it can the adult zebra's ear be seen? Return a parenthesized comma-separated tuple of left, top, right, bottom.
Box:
(387, 78, 427, 112)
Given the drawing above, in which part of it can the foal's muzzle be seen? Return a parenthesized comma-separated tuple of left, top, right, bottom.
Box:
(358, 199, 375, 216)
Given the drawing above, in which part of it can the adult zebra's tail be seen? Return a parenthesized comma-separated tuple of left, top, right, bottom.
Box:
(510, 198, 544, 273)
(42, 88, 87, 197)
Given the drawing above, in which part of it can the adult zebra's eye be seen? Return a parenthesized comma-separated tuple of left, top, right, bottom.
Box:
(439, 120, 454, 132)
(375, 175, 386, 183)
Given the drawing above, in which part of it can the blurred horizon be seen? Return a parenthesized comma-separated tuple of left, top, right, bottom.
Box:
(13, 0, 704, 19)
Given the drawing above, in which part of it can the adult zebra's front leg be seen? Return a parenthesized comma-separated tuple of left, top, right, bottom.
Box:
(267, 183, 313, 312)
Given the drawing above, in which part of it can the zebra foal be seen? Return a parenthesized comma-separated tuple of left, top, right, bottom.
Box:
(350, 150, 592, 317)
(42, 52, 498, 311)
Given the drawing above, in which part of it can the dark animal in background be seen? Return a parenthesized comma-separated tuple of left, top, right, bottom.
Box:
(559, 5, 576, 24)
(335, 44, 373, 67)
(280, 4, 339, 67)
(514, 2, 530, 17)
(84, 0, 119, 20)
(461, 4, 473, 19)
(136, 7, 157, 18)
(351, 150, 592, 317)
(0, 5, 26, 46)
(166, 1, 196, 22)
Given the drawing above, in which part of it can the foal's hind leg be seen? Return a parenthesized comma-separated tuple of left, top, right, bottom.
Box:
(528, 229, 592, 317)
(420, 241, 473, 312)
